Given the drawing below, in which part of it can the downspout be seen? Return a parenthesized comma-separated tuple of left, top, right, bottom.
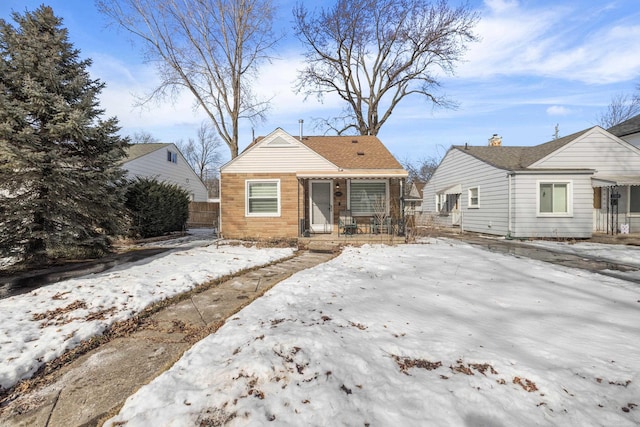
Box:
(399, 178, 405, 235)
(218, 169, 222, 238)
(297, 178, 301, 237)
(508, 172, 513, 238)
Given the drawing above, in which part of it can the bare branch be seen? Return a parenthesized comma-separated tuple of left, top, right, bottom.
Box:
(97, 0, 279, 158)
(597, 90, 640, 129)
(294, 0, 478, 136)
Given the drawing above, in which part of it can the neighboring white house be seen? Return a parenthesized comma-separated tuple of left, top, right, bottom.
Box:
(422, 127, 640, 238)
(122, 143, 209, 202)
(608, 113, 640, 147)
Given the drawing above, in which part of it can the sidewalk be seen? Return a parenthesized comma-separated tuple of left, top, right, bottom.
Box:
(0, 250, 336, 427)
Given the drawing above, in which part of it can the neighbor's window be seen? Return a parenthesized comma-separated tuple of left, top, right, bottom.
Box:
(349, 180, 387, 216)
(539, 181, 571, 215)
(167, 150, 177, 163)
(246, 180, 280, 216)
(468, 187, 479, 208)
(630, 186, 640, 213)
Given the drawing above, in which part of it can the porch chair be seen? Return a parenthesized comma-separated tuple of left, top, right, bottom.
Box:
(371, 216, 392, 234)
(339, 210, 358, 235)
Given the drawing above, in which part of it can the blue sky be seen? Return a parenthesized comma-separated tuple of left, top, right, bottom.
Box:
(2, 0, 640, 164)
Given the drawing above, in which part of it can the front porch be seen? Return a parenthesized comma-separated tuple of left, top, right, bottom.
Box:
(296, 175, 406, 240)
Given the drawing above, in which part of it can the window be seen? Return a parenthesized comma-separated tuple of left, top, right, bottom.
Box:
(468, 187, 479, 208)
(538, 181, 571, 216)
(167, 150, 177, 163)
(246, 180, 280, 216)
(435, 194, 443, 212)
(349, 180, 387, 216)
(630, 186, 640, 213)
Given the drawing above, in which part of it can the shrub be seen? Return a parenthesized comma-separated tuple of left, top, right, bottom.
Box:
(125, 178, 190, 238)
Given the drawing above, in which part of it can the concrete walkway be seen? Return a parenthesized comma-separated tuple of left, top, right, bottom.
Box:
(0, 250, 336, 427)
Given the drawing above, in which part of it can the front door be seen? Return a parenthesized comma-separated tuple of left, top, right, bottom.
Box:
(310, 180, 333, 233)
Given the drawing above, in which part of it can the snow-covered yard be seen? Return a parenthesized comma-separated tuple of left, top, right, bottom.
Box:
(0, 237, 294, 391)
(2, 234, 640, 426)
(103, 238, 640, 426)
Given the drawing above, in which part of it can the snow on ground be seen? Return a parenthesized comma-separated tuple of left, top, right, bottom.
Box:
(0, 240, 294, 391)
(107, 239, 640, 427)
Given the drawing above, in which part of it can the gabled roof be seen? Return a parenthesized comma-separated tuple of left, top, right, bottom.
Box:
(242, 131, 404, 170)
(607, 114, 640, 138)
(123, 143, 171, 162)
(452, 128, 591, 170)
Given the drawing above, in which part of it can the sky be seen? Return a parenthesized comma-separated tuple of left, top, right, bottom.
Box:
(2, 231, 639, 424)
(1, 0, 640, 164)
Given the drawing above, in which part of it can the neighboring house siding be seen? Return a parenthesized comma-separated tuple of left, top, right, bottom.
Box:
(424, 149, 510, 235)
(220, 172, 302, 239)
(223, 143, 336, 174)
(532, 129, 640, 175)
(511, 173, 593, 238)
(123, 145, 209, 201)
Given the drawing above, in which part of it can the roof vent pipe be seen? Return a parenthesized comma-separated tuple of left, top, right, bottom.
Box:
(298, 119, 304, 140)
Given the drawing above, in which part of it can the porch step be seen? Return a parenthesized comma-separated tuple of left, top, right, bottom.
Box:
(306, 241, 342, 253)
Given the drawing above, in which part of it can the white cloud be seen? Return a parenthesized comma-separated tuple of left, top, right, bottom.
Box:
(457, 1, 640, 84)
(546, 105, 572, 116)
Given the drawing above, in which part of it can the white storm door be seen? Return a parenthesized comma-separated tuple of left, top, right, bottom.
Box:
(310, 180, 333, 233)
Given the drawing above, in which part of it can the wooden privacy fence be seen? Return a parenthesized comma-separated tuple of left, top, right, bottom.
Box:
(188, 201, 219, 229)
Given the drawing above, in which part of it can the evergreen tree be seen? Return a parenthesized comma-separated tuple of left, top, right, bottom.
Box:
(0, 6, 129, 266)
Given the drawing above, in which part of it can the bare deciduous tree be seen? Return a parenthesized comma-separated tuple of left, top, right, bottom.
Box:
(98, 0, 279, 158)
(130, 130, 159, 144)
(597, 90, 640, 129)
(177, 122, 223, 179)
(293, 0, 479, 136)
(401, 155, 439, 186)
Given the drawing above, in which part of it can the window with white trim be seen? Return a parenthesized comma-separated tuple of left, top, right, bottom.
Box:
(538, 181, 572, 216)
(167, 150, 177, 163)
(349, 180, 387, 216)
(468, 187, 479, 208)
(246, 180, 280, 216)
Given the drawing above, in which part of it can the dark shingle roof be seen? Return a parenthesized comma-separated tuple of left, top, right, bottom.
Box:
(453, 128, 591, 170)
(607, 114, 640, 137)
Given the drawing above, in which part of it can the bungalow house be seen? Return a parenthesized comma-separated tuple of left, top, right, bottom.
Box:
(219, 128, 408, 239)
(422, 126, 640, 238)
(122, 143, 209, 202)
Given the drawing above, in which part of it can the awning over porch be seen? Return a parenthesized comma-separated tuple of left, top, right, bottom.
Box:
(592, 175, 640, 187)
(296, 169, 408, 179)
(437, 183, 462, 195)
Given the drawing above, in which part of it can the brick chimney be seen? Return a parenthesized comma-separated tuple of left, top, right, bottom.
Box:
(488, 134, 502, 146)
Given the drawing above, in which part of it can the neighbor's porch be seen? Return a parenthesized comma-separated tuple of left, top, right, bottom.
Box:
(592, 177, 640, 235)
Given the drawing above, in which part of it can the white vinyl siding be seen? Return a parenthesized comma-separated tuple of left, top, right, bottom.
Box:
(222, 130, 337, 174)
(349, 180, 387, 216)
(423, 150, 509, 234)
(246, 180, 280, 216)
(123, 144, 209, 201)
(468, 187, 479, 208)
(513, 173, 592, 238)
(532, 127, 640, 175)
